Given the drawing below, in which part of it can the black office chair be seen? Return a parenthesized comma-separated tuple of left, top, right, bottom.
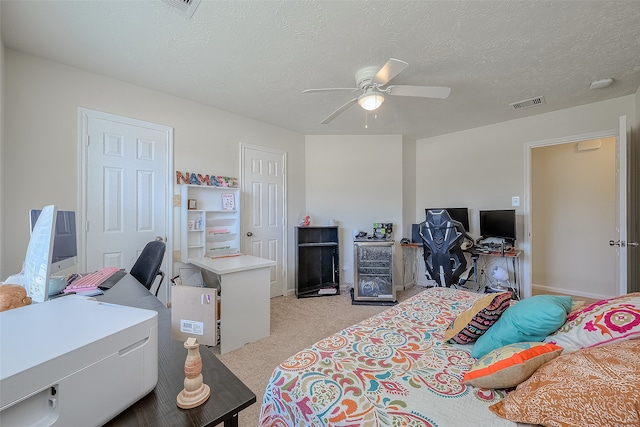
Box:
(130, 240, 166, 296)
(419, 209, 469, 287)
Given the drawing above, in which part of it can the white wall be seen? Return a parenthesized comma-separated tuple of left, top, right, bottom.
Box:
(2, 49, 306, 292)
(416, 95, 636, 297)
(305, 135, 405, 290)
(402, 135, 417, 240)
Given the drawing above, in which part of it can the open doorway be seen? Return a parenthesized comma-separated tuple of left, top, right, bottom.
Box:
(531, 136, 617, 300)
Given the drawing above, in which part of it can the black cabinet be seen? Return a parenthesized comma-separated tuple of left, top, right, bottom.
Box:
(295, 226, 339, 298)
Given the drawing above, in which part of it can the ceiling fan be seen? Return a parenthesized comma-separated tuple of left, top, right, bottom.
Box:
(302, 58, 451, 124)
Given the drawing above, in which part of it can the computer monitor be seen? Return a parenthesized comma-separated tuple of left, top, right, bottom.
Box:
(24, 205, 57, 302)
(30, 209, 78, 274)
(425, 208, 469, 232)
(479, 209, 516, 243)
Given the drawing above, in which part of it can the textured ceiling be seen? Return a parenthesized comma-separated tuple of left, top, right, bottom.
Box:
(2, 0, 640, 139)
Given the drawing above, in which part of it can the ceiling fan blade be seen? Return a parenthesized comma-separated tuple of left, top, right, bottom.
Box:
(302, 88, 358, 94)
(373, 58, 408, 86)
(386, 85, 451, 99)
(320, 98, 358, 124)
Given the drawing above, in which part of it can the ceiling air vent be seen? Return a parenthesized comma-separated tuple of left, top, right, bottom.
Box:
(510, 96, 545, 111)
(161, 0, 201, 18)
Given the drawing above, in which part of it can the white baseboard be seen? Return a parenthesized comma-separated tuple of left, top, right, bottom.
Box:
(532, 283, 611, 301)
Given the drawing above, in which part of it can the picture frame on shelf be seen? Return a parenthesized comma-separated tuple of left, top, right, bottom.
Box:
(188, 199, 198, 210)
(221, 193, 236, 211)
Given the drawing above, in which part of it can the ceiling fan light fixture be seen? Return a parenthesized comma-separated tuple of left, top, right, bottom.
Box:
(306, 59, 451, 124)
(358, 92, 384, 111)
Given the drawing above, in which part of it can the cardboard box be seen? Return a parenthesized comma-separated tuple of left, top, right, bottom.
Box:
(170, 286, 217, 346)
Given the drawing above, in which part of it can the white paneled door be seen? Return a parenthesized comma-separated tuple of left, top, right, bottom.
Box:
(616, 115, 628, 295)
(241, 144, 286, 298)
(79, 109, 173, 299)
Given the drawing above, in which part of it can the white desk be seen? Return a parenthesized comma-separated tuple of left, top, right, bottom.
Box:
(187, 255, 275, 354)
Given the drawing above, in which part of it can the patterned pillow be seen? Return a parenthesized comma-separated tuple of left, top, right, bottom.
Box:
(444, 291, 512, 345)
(463, 342, 562, 389)
(489, 339, 640, 426)
(543, 292, 640, 353)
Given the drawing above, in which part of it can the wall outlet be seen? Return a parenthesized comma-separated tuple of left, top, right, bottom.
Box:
(511, 196, 520, 207)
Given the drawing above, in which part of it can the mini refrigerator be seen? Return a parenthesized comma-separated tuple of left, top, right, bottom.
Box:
(353, 240, 396, 302)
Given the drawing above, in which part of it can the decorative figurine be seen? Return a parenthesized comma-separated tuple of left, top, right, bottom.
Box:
(176, 337, 211, 409)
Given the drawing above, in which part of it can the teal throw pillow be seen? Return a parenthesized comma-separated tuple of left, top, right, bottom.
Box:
(471, 295, 572, 359)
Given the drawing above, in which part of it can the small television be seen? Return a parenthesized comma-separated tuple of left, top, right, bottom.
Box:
(479, 209, 516, 243)
(30, 209, 78, 273)
(425, 208, 469, 232)
(24, 205, 57, 302)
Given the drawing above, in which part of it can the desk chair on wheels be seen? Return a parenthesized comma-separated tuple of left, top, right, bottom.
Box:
(130, 240, 166, 297)
(419, 209, 470, 288)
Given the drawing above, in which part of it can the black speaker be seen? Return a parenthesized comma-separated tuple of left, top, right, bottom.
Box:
(411, 224, 421, 243)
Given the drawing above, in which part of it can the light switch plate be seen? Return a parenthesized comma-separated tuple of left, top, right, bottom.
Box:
(511, 196, 520, 207)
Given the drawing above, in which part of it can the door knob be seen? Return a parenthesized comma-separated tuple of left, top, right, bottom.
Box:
(610, 240, 640, 247)
(247, 232, 253, 237)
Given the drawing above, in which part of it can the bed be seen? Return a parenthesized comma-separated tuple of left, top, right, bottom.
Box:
(259, 287, 640, 427)
(258, 287, 515, 426)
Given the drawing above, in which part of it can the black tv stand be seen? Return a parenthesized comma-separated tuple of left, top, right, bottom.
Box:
(295, 226, 340, 298)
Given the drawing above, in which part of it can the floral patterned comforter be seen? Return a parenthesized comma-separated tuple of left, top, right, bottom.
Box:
(258, 287, 517, 427)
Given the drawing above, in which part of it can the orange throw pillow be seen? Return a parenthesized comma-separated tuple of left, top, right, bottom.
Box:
(463, 342, 562, 389)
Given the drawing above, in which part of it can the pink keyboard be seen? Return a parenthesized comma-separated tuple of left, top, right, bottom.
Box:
(63, 266, 120, 293)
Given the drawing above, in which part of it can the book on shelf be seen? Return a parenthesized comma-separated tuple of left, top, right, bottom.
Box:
(208, 228, 230, 235)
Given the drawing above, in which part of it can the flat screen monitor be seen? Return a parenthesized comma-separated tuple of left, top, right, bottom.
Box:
(425, 208, 469, 232)
(479, 209, 516, 242)
(30, 209, 77, 274)
(24, 205, 57, 302)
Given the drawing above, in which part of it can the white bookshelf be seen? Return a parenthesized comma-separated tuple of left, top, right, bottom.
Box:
(180, 184, 240, 263)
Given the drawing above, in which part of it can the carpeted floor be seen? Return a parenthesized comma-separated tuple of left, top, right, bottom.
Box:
(212, 285, 425, 426)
